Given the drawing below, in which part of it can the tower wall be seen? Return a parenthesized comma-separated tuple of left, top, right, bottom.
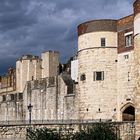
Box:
(16, 55, 42, 92)
(116, 15, 135, 122)
(77, 20, 118, 120)
(117, 51, 135, 121)
(134, 0, 140, 139)
(41, 51, 59, 78)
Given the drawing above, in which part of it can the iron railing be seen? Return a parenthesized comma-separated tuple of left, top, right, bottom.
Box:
(0, 119, 135, 126)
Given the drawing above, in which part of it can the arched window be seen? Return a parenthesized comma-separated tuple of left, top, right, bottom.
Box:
(122, 105, 135, 121)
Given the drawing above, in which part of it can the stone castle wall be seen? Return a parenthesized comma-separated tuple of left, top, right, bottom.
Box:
(0, 92, 23, 121)
(117, 50, 135, 121)
(0, 122, 135, 140)
(16, 51, 59, 93)
(22, 76, 76, 121)
(0, 1, 140, 139)
(77, 24, 118, 120)
(134, 0, 140, 138)
(0, 68, 16, 93)
(41, 51, 59, 78)
(16, 55, 42, 92)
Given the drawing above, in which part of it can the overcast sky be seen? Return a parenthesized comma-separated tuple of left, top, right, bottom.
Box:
(0, 0, 134, 74)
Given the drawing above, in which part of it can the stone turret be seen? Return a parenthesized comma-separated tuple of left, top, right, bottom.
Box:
(77, 20, 118, 120)
(133, 0, 140, 139)
(41, 51, 59, 78)
(16, 55, 42, 92)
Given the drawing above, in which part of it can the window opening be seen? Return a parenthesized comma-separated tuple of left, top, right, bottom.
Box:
(101, 38, 106, 47)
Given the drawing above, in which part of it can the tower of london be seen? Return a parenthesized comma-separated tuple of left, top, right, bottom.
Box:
(0, 0, 140, 139)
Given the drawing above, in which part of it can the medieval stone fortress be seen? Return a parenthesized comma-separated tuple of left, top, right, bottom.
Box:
(0, 0, 140, 139)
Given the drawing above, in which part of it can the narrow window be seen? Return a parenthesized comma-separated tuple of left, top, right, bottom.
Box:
(94, 71, 104, 81)
(124, 54, 129, 59)
(10, 94, 14, 101)
(2, 95, 6, 102)
(125, 35, 132, 47)
(48, 77, 55, 86)
(80, 74, 86, 81)
(19, 93, 23, 100)
(101, 38, 106, 47)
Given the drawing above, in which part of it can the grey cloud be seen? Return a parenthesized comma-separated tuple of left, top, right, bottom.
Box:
(0, 0, 37, 32)
(0, 0, 134, 74)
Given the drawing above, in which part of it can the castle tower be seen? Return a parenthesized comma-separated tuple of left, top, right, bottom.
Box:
(77, 20, 118, 120)
(41, 51, 59, 78)
(16, 55, 42, 92)
(133, 0, 140, 139)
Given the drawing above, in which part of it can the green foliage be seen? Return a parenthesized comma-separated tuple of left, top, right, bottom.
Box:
(26, 123, 120, 140)
(73, 123, 118, 140)
(59, 127, 75, 140)
(26, 127, 60, 140)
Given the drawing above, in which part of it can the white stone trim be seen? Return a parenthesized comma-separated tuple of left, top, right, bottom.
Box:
(134, 14, 140, 35)
(124, 31, 133, 36)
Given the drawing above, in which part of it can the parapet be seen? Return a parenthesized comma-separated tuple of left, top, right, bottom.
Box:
(42, 50, 59, 54)
(27, 77, 57, 92)
(77, 19, 117, 36)
(17, 54, 40, 61)
(117, 15, 134, 31)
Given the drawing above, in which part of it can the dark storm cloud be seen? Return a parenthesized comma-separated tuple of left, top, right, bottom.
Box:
(0, 0, 134, 74)
(0, 0, 36, 31)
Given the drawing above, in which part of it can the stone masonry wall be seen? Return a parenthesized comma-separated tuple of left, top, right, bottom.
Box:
(41, 51, 59, 78)
(78, 31, 118, 120)
(0, 122, 135, 140)
(117, 51, 135, 121)
(134, 1, 140, 139)
(23, 76, 77, 121)
(16, 56, 42, 93)
(0, 92, 23, 121)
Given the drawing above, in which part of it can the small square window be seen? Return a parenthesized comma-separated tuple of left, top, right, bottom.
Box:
(19, 93, 23, 100)
(10, 94, 15, 101)
(94, 71, 104, 81)
(125, 35, 132, 47)
(48, 77, 55, 86)
(80, 74, 86, 81)
(101, 38, 106, 47)
(124, 54, 129, 59)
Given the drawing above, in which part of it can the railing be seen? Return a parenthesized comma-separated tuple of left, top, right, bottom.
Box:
(0, 119, 135, 126)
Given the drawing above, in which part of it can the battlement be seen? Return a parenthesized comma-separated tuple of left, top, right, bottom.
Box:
(17, 54, 41, 61)
(42, 50, 59, 54)
(27, 77, 57, 91)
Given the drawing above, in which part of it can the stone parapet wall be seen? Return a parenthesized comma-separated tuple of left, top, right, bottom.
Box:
(0, 121, 135, 140)
(78, 20, 117, 36)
